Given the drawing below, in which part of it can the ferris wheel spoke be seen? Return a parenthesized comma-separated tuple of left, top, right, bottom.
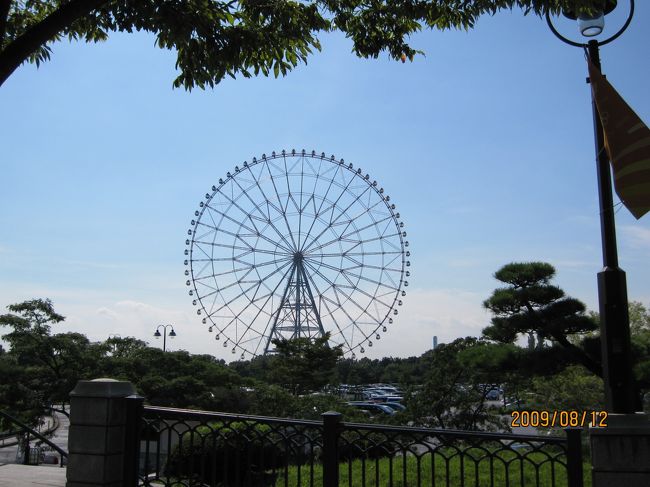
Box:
(192, 259, 285, 281)
(265, 160, 298, 250)
(206, 261, 292, 317)
(204, 207, 292, 254)
(194, 225, 246, 247)
(336, 231, 400, 250)
(222, 264, 293, 353)
(300, 167, 360, 252)
(230, 168, 291, 241)
(193, 242, 287, 258)
(327, 286, 371, 339)
(297, 192, 318, 250)
(316, 272, 385, 333)
(301, 265, 354, 351)
(318, 182, 373, 235)
(297, 156, 306, 249)
(338, 214, 395, 242)
(301, 183, 374, 254)
(284, 155, 306, 221)
(321, 202, 390, 247)
(202, 206, 294, 255)
(299, 165, 346, 251)
(302, 260, 359, 302)
(252, 258, 296, 292)
(305, 259, 399, 298)
(312, 250, 402, 258)
(191, 258, 214, 280)
(303, 234, 358, 254)
(343, 262, 404, 274)
(217, 268, 282, 312)
(306, 220, 393, 255)
(219, 292, 273, 334)
(249, 211, 294, 254)
(297, 194, 304, 250)
(214, 188, 266, 234)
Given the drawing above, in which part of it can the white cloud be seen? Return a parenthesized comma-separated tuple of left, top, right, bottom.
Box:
(361, 287, 488, 359)
(96, 307, 119, 320)
(0, 284, 490, 362)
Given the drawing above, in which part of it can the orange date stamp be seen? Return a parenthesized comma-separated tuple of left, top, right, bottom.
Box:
(511, 410, 608, 428)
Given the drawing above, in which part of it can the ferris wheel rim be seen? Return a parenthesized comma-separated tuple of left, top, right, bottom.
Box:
(185, 150, 410, 358)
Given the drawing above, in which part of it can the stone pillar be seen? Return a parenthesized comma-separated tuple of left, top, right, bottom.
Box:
(590, 413, 650, 486)
(67, 378, 140, 487)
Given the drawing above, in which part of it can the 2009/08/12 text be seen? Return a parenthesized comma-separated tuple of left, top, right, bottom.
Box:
(511, 410, 608, 428)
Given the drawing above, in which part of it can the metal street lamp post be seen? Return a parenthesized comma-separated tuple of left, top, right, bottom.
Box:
(154, 324, 177, 352)
(546, 0, 637, 413)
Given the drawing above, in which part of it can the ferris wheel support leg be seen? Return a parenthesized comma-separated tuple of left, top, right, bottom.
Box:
(264, 263, 296, 354)
(299, 263, 327, 340)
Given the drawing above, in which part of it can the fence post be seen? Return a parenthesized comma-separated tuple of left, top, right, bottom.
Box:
(124, 394, 144, 486)
(22, 433, 30, 465)
(565, 428, 584, 487)
(67, 379, 137, 487)
(322, 411, 342, 487)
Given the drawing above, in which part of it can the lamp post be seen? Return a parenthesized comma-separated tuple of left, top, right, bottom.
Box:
(546, 1, 637, 414)
(154, 324, 177, 352)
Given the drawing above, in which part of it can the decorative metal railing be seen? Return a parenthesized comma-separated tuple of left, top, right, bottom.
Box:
(135, 405, 583, 487)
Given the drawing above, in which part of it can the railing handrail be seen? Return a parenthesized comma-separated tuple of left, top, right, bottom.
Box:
(142, 405, 323, 427)
(143, 405, 568, 445)
(0, 410, 68, 459)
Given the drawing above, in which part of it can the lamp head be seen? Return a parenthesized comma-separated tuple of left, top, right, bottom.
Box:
(154, 329, 162, 338)
(563, 0, 617, 37)
(169, 328, 177, 338)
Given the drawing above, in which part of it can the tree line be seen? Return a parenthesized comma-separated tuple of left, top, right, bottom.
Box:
(2, 262, 649, 432)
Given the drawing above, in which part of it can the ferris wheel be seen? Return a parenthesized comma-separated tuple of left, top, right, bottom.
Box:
(184, 150, 410, 358)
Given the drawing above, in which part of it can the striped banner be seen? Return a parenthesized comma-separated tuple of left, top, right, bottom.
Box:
(588, 59, 650, 220)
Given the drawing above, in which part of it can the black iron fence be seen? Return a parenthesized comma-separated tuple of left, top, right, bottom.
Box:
(132, 403, 584, 487)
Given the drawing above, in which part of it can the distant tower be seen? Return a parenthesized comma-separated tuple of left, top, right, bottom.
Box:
(432, 335, 438, 349)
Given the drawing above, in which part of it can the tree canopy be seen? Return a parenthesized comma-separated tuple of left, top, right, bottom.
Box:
(405, 337, 510, 431)
(2, 295, 649, 432)
(0, 299, 104, 426)
(267, 332, 343, 395)
(482, 262, 601, 376)
(0, 1, 604, 88)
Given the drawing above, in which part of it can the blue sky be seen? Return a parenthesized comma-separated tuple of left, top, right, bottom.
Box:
(1, 4, 649, 360)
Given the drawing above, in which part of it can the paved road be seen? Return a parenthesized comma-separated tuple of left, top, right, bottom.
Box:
(0, 411, 68, 486)
(0, 464, 66, 487)
(44, 411, 69, 461)
(0, 410, 69, 466)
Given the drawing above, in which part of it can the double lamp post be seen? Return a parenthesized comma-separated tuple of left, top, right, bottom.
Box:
(154, 324, 177, 352)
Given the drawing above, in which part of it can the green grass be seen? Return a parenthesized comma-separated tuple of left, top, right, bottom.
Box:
(275, 453, 592, 487)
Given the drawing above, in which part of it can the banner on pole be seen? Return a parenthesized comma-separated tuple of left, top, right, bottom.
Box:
(588, 60, 650, 220)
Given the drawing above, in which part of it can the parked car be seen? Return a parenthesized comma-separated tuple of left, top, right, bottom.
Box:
(347, 402, 396, 416)
(486, 389, 501, 401)
(383, 402, 406, 412)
